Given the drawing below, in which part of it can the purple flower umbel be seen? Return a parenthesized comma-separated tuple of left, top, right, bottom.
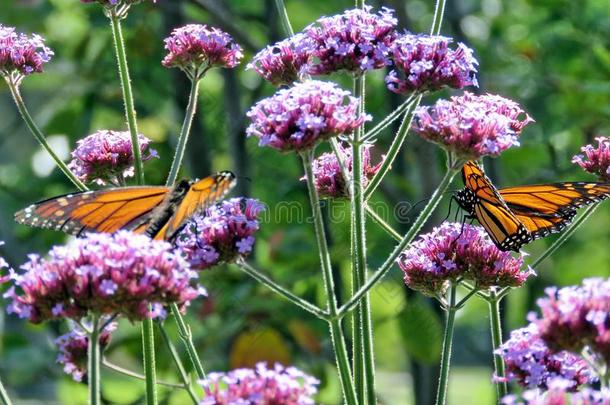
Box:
(162, 24, 243, 80)
(412, 92, 533, 161)
(247, 80, 369, 152)
(175, 198, 264, 270)
(3, 231, 202, 323)
(199, 362, 319, 405)
(0, 25, 53, 83)
(572, 136, 610, 182)
(68, 130, 157, 186)
(386, 34, 478, 95)
(304, 6, 397, 76)
(397, 223, 531, 296)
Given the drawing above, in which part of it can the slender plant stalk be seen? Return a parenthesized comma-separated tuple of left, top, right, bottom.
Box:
(88, 315, 101, 405)
(0, 376, 12, 405)
(142, 318, 158, 405)
(362, 95, 416, 142)
(102, 359, 187, 390)
(236, 260, 328, 320)
(488, 289, 507, 403)
(274, 0, 295, 36)
(166, 79, 201, 186)
(430, 0, 448, 35)
(366, 207, 401, 241)
(364, 95, 422, 200)
(170, 304, 207, 380)
(109, 12, 144, 185)
(301, 150, 358, 405)
(6, 79, 87, 191)
(436, 283, 457, 405)
(338, 167, 459, 317)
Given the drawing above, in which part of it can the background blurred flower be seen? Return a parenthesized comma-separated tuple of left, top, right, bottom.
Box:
(199, 362, 319, 405)
(67, 129, 157, 186)
(412, 92, 533, 160)
(501, 385, 610, 405)
(386, 34, 478, 94)
(3, 231, 202, 323)
(572, 136, 610, 182)
(304, 6, 397, 75)
(0, 25, 53, 82)
(246, 80, 369, 152)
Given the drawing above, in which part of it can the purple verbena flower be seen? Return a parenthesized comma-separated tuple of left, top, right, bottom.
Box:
(496, 324, 593, 391)
(199, 362, 319, 405)
(175, 198, 264, 270)
(530, 278, 610, 365)
(502, 385, 610, 405)
(162, 24, 243, 80)
(572, 137, 610, 182)
(304, 6, 397, 75)
(386, 33, 478, 94)
(3, 231, 202, 323)
(55, 321, 116, 382)
(397, 222, 531, 296)
(67, 129, 157, 186)
(305, 144, 382, 199)
(0, 25, 53, 83)
(247, 80, 370, 152)
(248, 33, 314, 86)
(412, 92, 533, 161)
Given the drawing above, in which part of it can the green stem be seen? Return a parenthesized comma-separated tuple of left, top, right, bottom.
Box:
(6, 79, 87, 191)
(88, 314, 101, 405)
(366, 207, 402, 241)
(156, 322, 200, 403)
(430, 0, 448, 35)
(273, 0, 295, 36)
(170, 304, 207, 380)
(236, 260, 329, 320)
(142, 317, 158, 405)
(488, 290, 507, 403)
(166, 79, 201, 186)
(338, 167, 459, 317)
(364, 94, 422, 200)
(362, 95, 416, 142)
(0, 376, 11, 405)
(436, 284, 457, 405)
(102, 359, 189, 390)
(530, 204, 599, 269)
(301, 151, 358, 405)
(109, 12, 144, 185)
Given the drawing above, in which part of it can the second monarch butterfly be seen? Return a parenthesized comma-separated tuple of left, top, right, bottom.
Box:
(14, 171, 236, 241)
(455, 161, 610, 252)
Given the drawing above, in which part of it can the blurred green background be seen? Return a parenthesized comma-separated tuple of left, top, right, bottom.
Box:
(1, 0, 610, 404)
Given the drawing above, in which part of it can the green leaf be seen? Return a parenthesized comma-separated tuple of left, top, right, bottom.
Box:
(398, 299, 443, 364)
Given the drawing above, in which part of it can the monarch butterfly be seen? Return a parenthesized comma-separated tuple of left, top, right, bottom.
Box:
(455, 161, 610, 251)
(14, 172, 236, 241)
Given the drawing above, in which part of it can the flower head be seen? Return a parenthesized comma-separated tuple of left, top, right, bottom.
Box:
(247, 80, 369, 152)
(397, 222, 531, 296)
(4, 231, 202, 323)
(163, 24, 243, 80)
(496, 324, 593, 391)
(412, 92, 533, 160)
(572, 137, 610, 181)
(530, 278, 610, 365)
(199, 362, 319, 405)
(67, 130, 157, 186)
(0, 25, 53, 82)
(502, 385, 610, 405)
(55, 321, 116, 382)
(386, 34, 478, 94)
(175, 198, 264, 270)
(248, 34, 313, 86)
(304, 6, 397, 75)
(305, 144, 382, 199)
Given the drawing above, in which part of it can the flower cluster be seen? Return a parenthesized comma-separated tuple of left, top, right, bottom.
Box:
(304, 6, 397, 75)
(572, 137, 610, 181)
(412, 92, 533, 161)
(199, 362, 319, 405)
(68, 130, 157, 186)
(247, 80, 369, 152)
(176, 198, 264, 270)
(55, 322, 116, 382)
(4, 231, 202, 323)
(502, 385, 610, 405)
(530, 278, 610, 364)
(385, 34, 478, 94)
(397, 223, 531, 296)
(162, 24, 243, 79)
(496, 324, 593, 391)
(307, 144, 382, 199)
(0, 25, 53, 80)
(248, 34, 313, 86)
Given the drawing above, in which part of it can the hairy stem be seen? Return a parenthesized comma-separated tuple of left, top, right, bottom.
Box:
(88, 315, 101, 405)
(430, 0, 448, 35)
(0, 375, 12, 405)
(274, 0, 295, 36)
(436, 283, 457, 405)
(170, 304, 207, 380)
(102, 359, 189, 390)
(142, 317, 158, 405)
(488, 289, 507, 403)
(362, 95, 416, 142)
